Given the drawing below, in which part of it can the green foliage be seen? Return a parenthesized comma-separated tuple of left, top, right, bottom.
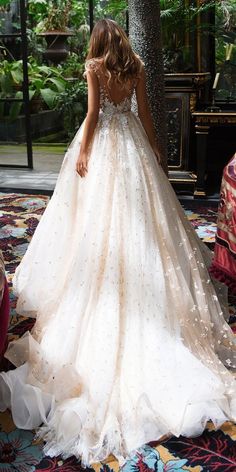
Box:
(66, 25, 90, 68)
(103, 0, 127, 16)
(0, 0, 10, 8)
(28, 0, 87, 33)
(27, 59, 67, 109)
(214, 2, 236, 68)
(160, 0, 215, 50)
(28, 0, 48, 25)
(160, 0, 236, 72)
(94, 0, 127, 26)
(69, 1, 88, 29)
(55, 80, 87, 139)
(0, 57, 67, 120)
(0, 60, 23, 91)
(42, 0, 72, 32)
(0, 59, 23, 121)
(28, 0, 72, 33)
(215, 0, 236, 31)
(58, 52, 85, 79)
(160, 1, 236, 40)
(28, 0, 127, 33)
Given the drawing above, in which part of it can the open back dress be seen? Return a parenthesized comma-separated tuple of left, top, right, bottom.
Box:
(0, 58, 236, 467)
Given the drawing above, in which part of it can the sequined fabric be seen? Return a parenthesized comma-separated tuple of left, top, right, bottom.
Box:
(0, 59, 236, 467)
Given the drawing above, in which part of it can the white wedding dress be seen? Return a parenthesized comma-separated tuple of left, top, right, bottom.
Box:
(0, 59, 236, 467)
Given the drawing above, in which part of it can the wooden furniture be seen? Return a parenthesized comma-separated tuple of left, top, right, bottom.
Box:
(192, 111, 236, 197)
(165, 72, 210, 191)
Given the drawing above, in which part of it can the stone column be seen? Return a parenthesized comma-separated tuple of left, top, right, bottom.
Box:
(128, 0, 168, 173)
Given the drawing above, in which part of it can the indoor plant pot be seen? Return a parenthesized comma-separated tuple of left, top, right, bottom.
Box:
(39, 30, 74, 64)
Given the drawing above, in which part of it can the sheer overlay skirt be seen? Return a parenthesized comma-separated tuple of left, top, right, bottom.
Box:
(0, 111, 236, 466)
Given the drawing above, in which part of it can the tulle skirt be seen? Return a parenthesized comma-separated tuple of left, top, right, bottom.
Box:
(1, 111, 236, 466)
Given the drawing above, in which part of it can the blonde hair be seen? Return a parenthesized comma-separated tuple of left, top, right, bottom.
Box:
(86, 19, 143, 84)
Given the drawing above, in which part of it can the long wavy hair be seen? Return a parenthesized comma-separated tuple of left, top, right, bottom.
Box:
(86, 19, 142, 84)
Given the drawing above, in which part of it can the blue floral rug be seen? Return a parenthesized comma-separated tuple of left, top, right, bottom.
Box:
(0, 193, 235, 472)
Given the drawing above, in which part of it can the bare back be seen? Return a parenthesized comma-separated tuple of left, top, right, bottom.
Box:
(85, 59, 138, 110)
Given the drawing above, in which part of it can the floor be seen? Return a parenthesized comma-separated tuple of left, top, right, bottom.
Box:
(0, 144, 66, 192)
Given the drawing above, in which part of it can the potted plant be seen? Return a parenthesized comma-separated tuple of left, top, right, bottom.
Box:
(29, 0, 74, 64)
(0, 58, 67, 120)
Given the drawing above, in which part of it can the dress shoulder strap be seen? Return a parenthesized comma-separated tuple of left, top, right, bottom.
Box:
(84, 59, 102, 77)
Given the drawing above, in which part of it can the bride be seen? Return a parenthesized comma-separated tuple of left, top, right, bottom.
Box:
(0, 19, 236, 467)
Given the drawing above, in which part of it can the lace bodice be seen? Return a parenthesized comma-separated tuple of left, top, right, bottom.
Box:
(85, 59, 135, 115)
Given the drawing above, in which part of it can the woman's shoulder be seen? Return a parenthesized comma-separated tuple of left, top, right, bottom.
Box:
(84, 57, 103, 74)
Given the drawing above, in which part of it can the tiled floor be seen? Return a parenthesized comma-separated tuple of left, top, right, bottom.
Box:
(0, 169, 58, 193)
(0, 144, 66, 192)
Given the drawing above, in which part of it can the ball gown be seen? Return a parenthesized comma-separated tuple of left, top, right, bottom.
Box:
(0, 60, 236, 467)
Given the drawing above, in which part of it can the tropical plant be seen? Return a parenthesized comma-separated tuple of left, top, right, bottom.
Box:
(0, 0, 9, 9)
(66, 23, 90, 68)
(214, 1, 236, 65)
(94, 0, 127, 27)
(28, 0, 128, 34)
(27, 59, 67, 108)
(0, 58, 23, 87)
(55, 80, 87, 139)
(0, 58, 67, 120)
(160, 0, 215, 71)
(160, 0, 236, 72)
(0, 59, 25, 120)
(28, 0, 86, 32)
(59, 52, 85, 78)
(69, 0, 88, 29)
(160, 0, 236, 42)
(102, 0, 127, 18)
(217, 0, 236, 30)
(27, 0, 48, 26)
(28, 0, 72, 33)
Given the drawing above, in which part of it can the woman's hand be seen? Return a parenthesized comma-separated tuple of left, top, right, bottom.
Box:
(153, 145, 169, 176)
(76, 152, 88, 177)
(152, 144, 162, 165)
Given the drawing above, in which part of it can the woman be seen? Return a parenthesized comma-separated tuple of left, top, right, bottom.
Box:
(210, 153, 236, 293)
(0, 19, 236, 467)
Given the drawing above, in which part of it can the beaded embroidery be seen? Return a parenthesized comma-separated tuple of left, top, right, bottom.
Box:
(85, 59, 134, 115)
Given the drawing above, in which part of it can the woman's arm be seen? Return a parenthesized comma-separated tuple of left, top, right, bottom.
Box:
(135, 66, 161, 164)
(76, 69, 100, 177)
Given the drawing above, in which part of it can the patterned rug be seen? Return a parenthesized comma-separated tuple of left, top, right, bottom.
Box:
(0, 193, 235, 472)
